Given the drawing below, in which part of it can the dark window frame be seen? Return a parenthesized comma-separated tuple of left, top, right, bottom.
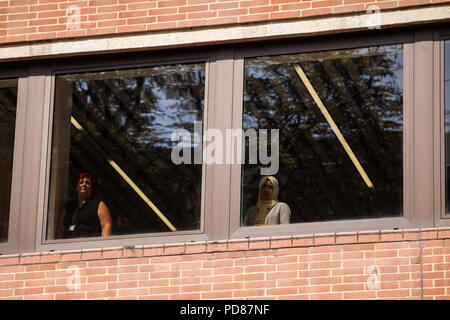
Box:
(229, 31, 427, 239)
(0, 66, 29, 255)
(434, 28, 450, 226)
(33, 49, 218, 253)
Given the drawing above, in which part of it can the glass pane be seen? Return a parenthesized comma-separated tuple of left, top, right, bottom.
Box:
(47, 63, 205, 239)
(445, 40, 450, 215)
(0, 79, 18, 242)
(242, 44, 403, 226)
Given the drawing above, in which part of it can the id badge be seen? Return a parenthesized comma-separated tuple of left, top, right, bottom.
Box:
(68, 225, 76, 232)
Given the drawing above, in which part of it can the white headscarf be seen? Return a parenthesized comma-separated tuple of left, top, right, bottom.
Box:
(255, 176, 279, 224)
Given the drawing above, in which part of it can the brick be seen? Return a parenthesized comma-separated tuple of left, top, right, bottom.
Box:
(128, 2, 157, 10)
(178, 19, 208, 28)
(149, 271, 180, 279)
(332, 3, 365, 14)
(89, 0, 118, 6)
(207, 16, 238, 26)
(302, 7, 333, 17)
(170, 292, 201, 299)
(206, 241, 228, 253)
(202, 290, 233, 299)
(365, 250, 398, 259)
(28, 18, 58, 26)
(249, 5, 278, 14)
(10, 0, 38, 5)
(170, 276, 201, 286)
(212, 282, 243, 291)
(266, 255, 298, 264)
(218, 8, 248, 17)
(280, 2, 311, 11)
(213, 266, 244, 275)
(291, 235, 314, 247)
(1, 20, 28, 28)
(117, 24, 146, 33)
(87, 260, 117, 268)
(305, 253, 331, 262)
(139, 263, 170, 272)
(180, 284, 211, 293)
(267, 286, 297, 296)
(310, 276, 342, 285)
(244, 264, 276, 273)
(149, 255, 182, 263)
(270, 0, 300, 4)
(335, 233, 358, 244)
(187, 0, 212, 4)
(147, 21, 177, 31)
(37, 10, 66, 19)
(375, 1, 400, 9)
(87, 290, 118, 299)
(312, 0, 343, 8)
(88, 274, 118, 283)
(309, 260, 341, 269)
(38, 24, 67, 32)
(158, 0, 187, 8)
(343, 291, 377, 299)
(118, 257, 149, 266)
(0, 280, 24, 289)
(30, 4, 59, 12)
(88, 12, 118, 21)
(15, 271, 46, 280)
(269, 10, 300, 20)
(14, 287, 45, 296)
(343, 0, 373, 4)
(19, 254, 41, 264)
(171, 261, 202, 270)
(343, 244, 375, 252)
(276, 262, 308, 272)
(40, 254, 61, 264)
(149, 285, 180, 294)
(185, 243, 206, 254)
(233, 288, 265, 297)
(235, 257, 265, 266)
(108, 280, 139, 289)
(97, 4, 127, 13)
(108, 265, 139, 274)
(55, 292, 86, 299)
(148, 7, 178, 16)
(265, 270, 297, 280)
(119, 10, 148, 19)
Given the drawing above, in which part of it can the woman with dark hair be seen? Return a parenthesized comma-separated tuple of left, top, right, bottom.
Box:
(56, 172, 112, 238)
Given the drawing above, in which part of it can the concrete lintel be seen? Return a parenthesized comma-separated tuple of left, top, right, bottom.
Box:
(0, 5, 449, 61)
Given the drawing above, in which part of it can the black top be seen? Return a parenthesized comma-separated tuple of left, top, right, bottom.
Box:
(63, 198, 102, 238)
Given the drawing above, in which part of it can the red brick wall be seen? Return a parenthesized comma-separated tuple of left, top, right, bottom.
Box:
(1, 227, 449, 299)
(0, 0, 449, 45)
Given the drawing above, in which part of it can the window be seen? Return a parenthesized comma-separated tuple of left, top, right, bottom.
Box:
(445, 40, 450, 216)
(0, 79, 18, 243)
(45, 63, 205, 240)
(0, 29, 446, 254)
(241, 44, 404, 226)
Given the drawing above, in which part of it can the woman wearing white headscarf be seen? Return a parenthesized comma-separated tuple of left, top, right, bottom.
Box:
(243, 176, 291, 226)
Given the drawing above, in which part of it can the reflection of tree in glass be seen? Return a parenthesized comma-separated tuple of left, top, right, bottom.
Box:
(61, 63, 204, 235)
(0, 85, 17, 241)
(242, 45, 403, 223)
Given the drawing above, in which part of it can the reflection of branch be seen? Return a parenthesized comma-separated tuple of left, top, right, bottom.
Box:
(70, 116, 177, 231)
(0, 89, 16, 120)
(293, 63, 374, 190)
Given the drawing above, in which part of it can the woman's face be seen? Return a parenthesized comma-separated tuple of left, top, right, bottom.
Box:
(260, 179, 274, 200)
(76, 176, 94, 199)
